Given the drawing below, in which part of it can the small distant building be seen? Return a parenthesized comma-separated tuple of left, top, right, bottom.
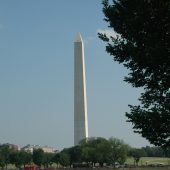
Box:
(22, 144, 58, 153)
(41, 145, 58, 153)
(1, 143, 20, 151)
(22, 144, 35, 153)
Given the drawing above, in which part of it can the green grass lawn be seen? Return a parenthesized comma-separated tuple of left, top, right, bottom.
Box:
(126, 157, 170, 166)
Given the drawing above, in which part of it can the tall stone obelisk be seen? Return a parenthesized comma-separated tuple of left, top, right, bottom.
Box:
(74, 33, 88, 146)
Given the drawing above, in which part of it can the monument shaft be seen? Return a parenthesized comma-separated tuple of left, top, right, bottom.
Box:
(74, 33, 88, 145)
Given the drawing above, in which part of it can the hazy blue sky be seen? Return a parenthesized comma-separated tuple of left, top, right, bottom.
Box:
(0, 1, 150, 150)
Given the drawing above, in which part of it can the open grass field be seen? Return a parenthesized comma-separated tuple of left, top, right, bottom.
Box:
(126, 157, 170, 166)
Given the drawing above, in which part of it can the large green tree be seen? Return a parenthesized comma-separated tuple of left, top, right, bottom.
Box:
(58, 152, 70, 167)
(0, 152, 5, 169)
(108, 138, 129, 167)
(81, 146, 96, 165)
(99, 0, 170, 147)
(81, 137, 114, 167)
(88, 137, 111, 167)
(33, 149, 44, 168)
(68, 146, 82, 165)
(0, 145, 12, 170)
(81, 137, 111, 166)
(52, 153, 60, 167)
(42, 153, 54, 168)
(19, 151, 32, 168)
(9, 151, 22, 169)
(56, 137, 129, 167)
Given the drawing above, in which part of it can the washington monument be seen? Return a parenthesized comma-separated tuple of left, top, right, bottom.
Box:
(74, 33, 88, 146)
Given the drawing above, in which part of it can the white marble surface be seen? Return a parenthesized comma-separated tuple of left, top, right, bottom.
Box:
(74, 33, 88, 145)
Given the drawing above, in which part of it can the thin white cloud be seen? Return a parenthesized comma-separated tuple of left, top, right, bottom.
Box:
(84, 36, 96, 44)
(97, 28, 120, 39)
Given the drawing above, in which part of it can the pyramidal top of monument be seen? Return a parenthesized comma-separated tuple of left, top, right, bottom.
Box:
(75, 32, 83, 42)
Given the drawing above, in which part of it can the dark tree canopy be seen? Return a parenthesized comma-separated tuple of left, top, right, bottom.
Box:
(99, 0, 170, 147)
(33, 149, 44, 167)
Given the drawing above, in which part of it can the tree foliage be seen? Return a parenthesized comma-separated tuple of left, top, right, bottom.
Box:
(49, 137, 129, 168)
(0, 145, 13, 169)
(0, 152, 5, 169)
(58, 152, 70, 167)
(99, 0, 170, 147)
(81, 137, 111, 166)
(52, 153, 60, 167)
(42, 153, 54, 168)
(129, 148, 146, 166)
(108, 138, 129, 167)
(33, 149, 44, 168)
(142, 146, 165, 157)
(2, 138, 169, 169)
(0, 145, 31, 170)
(9, 151, 23, 169)
(68, 146, 82, 165)
(20, 151, 32, 167)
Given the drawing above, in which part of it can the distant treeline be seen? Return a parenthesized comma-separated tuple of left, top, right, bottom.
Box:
(141, 146, 170, 157)
(0, 137, 169, 169)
